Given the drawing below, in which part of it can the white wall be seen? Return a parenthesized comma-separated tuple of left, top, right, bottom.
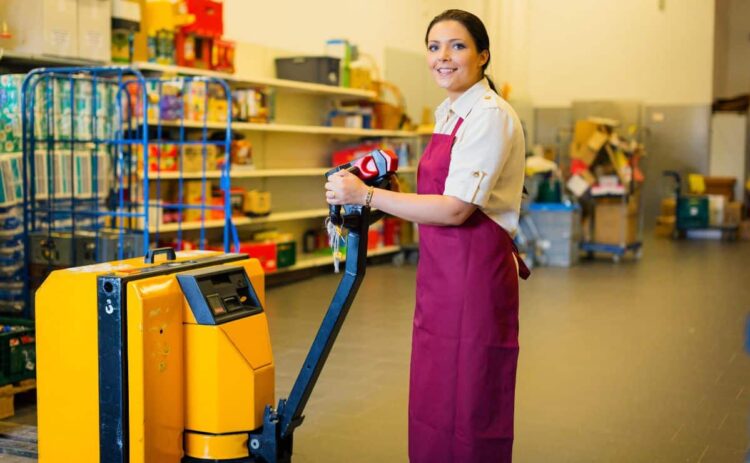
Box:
(714, 0, 750, 98)
(516, 0, 715, 107)
(224, 0, 455, 76)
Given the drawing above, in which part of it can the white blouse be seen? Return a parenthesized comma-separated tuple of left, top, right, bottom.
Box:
(432, 78, 526, 233)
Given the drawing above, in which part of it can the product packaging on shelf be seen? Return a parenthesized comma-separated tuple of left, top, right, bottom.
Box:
(242, 190, 271, 217)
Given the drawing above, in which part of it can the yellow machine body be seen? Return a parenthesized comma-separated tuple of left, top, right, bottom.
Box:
(36, 250, 274, 463)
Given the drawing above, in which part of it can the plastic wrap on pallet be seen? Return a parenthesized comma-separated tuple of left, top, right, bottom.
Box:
(0, 154, 23, 208)
(0, 76, 24, 154)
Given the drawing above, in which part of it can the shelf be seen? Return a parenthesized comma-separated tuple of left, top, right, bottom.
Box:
(132, 62, 377, 99)
(274, 245, 401, 274)
(150, 119, 416, 138)
(0, 51, 106, 69)
(150, 208, 329, 232)
(147, 166, 417, 180)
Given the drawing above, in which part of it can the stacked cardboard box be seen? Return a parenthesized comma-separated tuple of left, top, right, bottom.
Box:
(566, 118, 644, 198)
(593, 196, 639, 245)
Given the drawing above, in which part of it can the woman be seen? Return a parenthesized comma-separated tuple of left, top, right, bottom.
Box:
(325, 9, 529, 462)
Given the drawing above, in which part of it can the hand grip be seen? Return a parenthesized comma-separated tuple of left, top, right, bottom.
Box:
(144, 247, 177, 264)
(329, 204, 343, 226)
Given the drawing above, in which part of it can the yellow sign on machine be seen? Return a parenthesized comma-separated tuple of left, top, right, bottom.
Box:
(36, 249, 274, 462)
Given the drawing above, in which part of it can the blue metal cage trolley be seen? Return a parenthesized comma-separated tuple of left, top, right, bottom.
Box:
(20, 66, 239, 318)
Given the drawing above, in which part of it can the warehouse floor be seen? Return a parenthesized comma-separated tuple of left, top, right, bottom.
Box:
(2, 237, 749, 462)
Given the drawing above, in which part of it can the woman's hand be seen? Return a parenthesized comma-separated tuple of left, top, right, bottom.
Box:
(325, 170, 368, 206)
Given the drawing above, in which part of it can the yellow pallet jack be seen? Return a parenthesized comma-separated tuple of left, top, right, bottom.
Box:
(35, 149, 398, 463)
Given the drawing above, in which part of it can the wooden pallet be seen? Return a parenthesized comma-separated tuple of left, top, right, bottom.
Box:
(0, 421, 37, 460)
(0, 380, 35, 421)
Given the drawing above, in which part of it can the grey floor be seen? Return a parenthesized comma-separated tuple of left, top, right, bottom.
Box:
(2, 237, 749, 462)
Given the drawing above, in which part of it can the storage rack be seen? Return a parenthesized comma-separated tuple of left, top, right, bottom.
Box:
(19, 66, 238, 317)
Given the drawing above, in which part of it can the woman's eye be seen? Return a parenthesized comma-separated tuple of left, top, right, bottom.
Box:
(428, 44, 438, 52)
(452, 43, 466, 50)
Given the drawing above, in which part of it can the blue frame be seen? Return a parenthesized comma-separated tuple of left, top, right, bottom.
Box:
(20, 66, 239, 318)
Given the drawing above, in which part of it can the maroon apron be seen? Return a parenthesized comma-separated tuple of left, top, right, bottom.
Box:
(410, 118, 530, 462)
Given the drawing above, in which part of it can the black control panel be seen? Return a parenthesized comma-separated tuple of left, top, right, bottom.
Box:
(178, 265, 264, 325)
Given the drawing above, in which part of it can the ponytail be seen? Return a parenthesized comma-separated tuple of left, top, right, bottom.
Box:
(485, 75, 498, 94)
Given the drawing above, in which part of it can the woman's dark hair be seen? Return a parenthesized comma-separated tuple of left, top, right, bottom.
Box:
(425, 9, 497, 93)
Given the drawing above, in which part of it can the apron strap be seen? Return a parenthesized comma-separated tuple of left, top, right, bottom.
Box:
(512, 243, 531, 280)
(501, 225, 531, 280)
(450, 117, 465, 139)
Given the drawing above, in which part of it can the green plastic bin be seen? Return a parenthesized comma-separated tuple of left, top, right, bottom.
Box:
(676, 195, 709, 230)
(0, 318, 36, 387)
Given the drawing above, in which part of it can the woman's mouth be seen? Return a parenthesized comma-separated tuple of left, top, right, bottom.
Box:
(436, 67, 457, 75)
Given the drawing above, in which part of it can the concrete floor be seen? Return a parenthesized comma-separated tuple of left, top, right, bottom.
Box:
(2, 237, 749, 462)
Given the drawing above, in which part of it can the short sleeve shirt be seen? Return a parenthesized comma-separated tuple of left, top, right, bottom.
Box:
(433, 78, 526, 233)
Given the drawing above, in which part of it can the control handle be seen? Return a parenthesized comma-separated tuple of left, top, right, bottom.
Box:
(144, 247, 177, 264)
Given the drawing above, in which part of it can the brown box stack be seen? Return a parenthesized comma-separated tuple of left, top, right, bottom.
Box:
(594, 197, 639, 245)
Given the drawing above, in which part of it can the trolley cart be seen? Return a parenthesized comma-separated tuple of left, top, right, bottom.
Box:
(20, 66, 239, 317)
(663, 171, 739, 241)
(580, 192, 644, 263)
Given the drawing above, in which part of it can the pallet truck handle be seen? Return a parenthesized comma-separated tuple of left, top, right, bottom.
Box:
(144, 247, 177, 264)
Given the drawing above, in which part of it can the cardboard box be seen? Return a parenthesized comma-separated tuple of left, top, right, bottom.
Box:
(0, 0, 78, 58)
(724, 201, 742, 226)
(660, 198, 677, 216)
(77, 0, 112, 61)
(183, 181, 212, 222)
(573, 120, 599, 145)
(594, 198, 638, 245)
(569, 142, 597, 166)
(181, 145, 219, 172)
(655, 215, 676, 238)
(708, 194, 725, 227)
(740, 220, 750, 241)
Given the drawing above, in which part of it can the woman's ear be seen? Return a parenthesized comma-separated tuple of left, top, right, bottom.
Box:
(479, 50, 489, 68)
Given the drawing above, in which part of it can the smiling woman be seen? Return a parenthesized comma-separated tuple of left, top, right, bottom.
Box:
(323, 10, 528, 463)
(425, 17, 489, 100)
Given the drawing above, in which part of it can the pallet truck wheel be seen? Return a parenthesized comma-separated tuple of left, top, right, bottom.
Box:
(392, 252, 405, 267)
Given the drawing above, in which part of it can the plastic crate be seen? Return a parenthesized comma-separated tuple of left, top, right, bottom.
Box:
(527, 203, 582, 240)
(0, 317, 35, 387)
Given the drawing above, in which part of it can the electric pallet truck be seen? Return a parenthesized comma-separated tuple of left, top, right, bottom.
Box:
(35, 150, 398, 463)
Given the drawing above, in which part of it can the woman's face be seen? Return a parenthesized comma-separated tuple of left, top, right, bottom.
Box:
(426, 20, 488, 101)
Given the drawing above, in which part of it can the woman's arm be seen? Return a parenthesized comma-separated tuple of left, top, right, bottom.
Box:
(325, 170, 476, 226)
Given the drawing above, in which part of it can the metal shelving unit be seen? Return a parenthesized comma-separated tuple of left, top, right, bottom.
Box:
(152, 119, 416, 138)
(132, 61, 377, 99)
(146, 165, 416, 180)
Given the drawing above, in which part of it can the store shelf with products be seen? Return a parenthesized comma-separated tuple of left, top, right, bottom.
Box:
(149, 208, 330, 232)
(274, 245, 401, 274)
(146, 165, 416, 180)
(0, 51, 106, 71)
(150, 119, 416, 138)
(133, 61, 377, 99)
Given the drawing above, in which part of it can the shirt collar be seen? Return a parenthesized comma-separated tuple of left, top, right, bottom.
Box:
(434, 77, 491, 123)
(451, 77, 491, 119)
